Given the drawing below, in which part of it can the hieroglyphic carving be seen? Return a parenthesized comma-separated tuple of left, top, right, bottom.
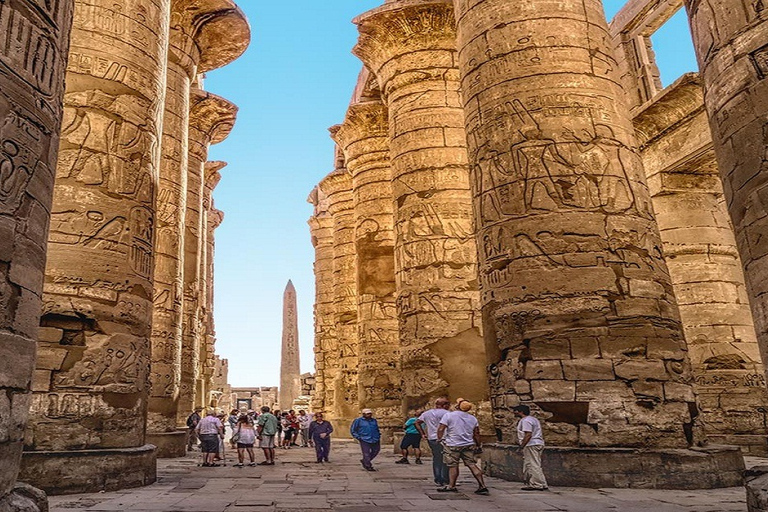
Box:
(279, 281, 301, 408)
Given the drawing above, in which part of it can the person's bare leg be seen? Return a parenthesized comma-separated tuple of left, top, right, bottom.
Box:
(261, 448, 269, 462)
(238, 448, 244, 464)
(448, 466, 459, 488)
(468, 464, 486, 489)
(247, 448, 255, 463)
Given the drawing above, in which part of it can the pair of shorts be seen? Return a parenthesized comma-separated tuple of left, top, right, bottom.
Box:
(284, 428, 295, 437)
(199, 434, 219, 454)
(400, 433, 422, 450)
(443, 445, 477, 467)
(259, 435, 276, 448)
(237, 443, 254, 449)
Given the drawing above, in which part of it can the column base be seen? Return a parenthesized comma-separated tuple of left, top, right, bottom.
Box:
(18, 444, 156, 495)
(146, 430, 188, 458)
(708, 434, 768, 456)
(482, 443, 744, 489)
(0, 483, 47, 512)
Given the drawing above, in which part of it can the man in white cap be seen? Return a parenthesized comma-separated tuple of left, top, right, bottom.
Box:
(437, 399, 488, 495)
(350, 408, 381, 471)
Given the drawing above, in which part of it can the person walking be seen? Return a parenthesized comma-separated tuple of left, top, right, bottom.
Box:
(257, 406, 279, 465)
(309, 412, 334, 462)
(416, 398, 450, 486)
(186, 407, 202, 451)
(233, 414, 257, 467)
(196, 409, 225, 467)
(437, 399, 488, 495)
(396, 411, 423, 464)
(513, 404, 548, 491)
(298, 410, 312, 447)
(351, 408, 381, 471)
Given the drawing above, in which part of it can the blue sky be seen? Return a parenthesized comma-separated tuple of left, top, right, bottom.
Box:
(205, 1, 698, 387)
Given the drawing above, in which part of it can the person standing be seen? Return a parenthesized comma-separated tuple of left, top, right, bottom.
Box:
(416, 398, 450, 486)
(280, 412, 293, 449)
(513, 404, 548, 491)
(196, 409, 225, 467)
(257, 406, 279, 465)
(437, 399, 488, 495)
(396, 411, 423, 464)
(233, 414, 257, 467)
(351, 408, 381, 471)
(228, 409, 239, 448)
(186, 407, 202, 451)
(298, 410, 312, 447)
(309, 412, 334, 462)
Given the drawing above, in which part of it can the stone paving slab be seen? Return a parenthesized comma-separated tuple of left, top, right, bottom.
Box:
(48, 440, 751, 512)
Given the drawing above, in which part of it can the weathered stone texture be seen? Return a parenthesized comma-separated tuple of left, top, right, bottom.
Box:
(684, 0, 768, 389)
(0, 0, 73, 502)
(319, 169, 358, 432)
(454, 0, 699, 448)
(279, 280, 301, 409)
(354, 0, 489, 419)
(333, 88, 402, 436)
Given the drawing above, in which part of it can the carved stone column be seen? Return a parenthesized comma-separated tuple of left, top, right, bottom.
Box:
(354, 1, 489, 419)
(148, 1, 248, 457)
(319, 169, 358, 433)
(684, 0, 768, 380)
(634, 75, 768, 454)
(179, 89, 236, 420)
(452, 0, 744, 488)
(19, 0, 172, 495)
(307, 188, 335, 414)
(0, 0, 72, 508)
(332, 97, 401, 438)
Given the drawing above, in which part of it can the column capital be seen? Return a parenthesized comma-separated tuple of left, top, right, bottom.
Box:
(319, 169, 353, 216)
(332, 101, 389, 154)
(189, 88, 239, 144)
(208, 207, 225, 230)
(205, 161, 227, 192)
(170, 0, 251, 76)
(307, 186, 331, 218)
(353, 0, 456, 75)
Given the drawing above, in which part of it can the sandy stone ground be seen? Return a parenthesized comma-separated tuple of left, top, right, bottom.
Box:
(49, 440, 750, 512)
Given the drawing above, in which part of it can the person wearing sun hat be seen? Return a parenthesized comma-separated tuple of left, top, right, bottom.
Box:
(436, 398, 489, 495)
(351, 408, 381, 471)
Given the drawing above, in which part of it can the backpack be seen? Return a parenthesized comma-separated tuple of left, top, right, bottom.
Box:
(186, 413, 198, 428)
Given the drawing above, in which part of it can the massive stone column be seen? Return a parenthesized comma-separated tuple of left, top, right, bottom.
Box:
(318, 168, 358, 433)
(0, 0, 72, 508)
(354, 1, 489, 418)
(332, 93, 402, 436)
(452, 0, 744, 489)
(633, 75, 768, 454)
(179, 88, 236, 419)
(280, 280, 301, 409)
(148, 1, 248, 456)
(307, 188, 335, 413)
(20, 0, 172, 495)
(684, 0, 768, 380)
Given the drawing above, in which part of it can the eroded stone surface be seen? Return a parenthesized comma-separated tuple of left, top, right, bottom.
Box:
(279, 280, 301, 409)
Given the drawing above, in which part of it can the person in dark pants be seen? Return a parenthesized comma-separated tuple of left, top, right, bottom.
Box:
(416, 398, 451, 486)
(309, 412, 334, 462)
(351, 408, 381, 471)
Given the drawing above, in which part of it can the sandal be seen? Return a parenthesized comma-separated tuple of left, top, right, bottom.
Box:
(437, 487, 459, 493)
(475, 488, 490, 495)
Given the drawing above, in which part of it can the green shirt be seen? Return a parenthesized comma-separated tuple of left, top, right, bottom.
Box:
(404, 417, 419, 435)
(258, 413, 279, 436)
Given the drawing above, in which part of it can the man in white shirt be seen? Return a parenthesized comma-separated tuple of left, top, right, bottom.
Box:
(196, 409, 225, 467)
(513, 404, 548, 490)
(436, 399, 488, 495)
(416, 398, 450, 486)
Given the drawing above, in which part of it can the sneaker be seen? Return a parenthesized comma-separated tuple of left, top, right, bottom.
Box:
(234, 463, 244, 467)
(415, 458, 423, 465)
(395, 458, 409, 464)
(521, 486, 548, 491)
(437, 487, 458, 493)
(247, 462, 256, 467)
(474, 488, 490, 495)
(257, 461, 271, 466)
(365, 466, 377, 472)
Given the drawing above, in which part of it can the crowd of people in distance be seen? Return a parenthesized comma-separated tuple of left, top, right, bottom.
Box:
(185, 398, 548, 495)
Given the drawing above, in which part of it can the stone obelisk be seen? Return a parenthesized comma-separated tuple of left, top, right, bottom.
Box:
(280, 280, 301, 409)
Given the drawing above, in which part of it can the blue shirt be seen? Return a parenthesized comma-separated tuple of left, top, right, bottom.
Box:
(404, 417, 419, 435)
(351, 417, 381, 443)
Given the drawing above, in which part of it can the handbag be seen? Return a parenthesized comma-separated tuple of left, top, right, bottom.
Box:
(232, 426, 241, 443)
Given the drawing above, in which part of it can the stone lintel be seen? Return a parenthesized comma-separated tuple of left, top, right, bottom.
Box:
(483, 443, 744, 490)
(189, 89, 239, 144)
(610, 0, 684, 39)
(353, 0, 456, 79)
(633, 73, 706, 147)
(172, 0, 251, 74)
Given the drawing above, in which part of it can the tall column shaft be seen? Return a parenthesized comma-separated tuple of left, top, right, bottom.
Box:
(354, 0, 489, 416)
(148, 24, 196, 441)
(685, 0, 768, 377)
(333, 101, 402, 433)
(453, 0, 698, 448)
(308, 189, 335, 414)
(0, 0, 72, 502)
(21, 0, 171, 494)
(320, 170, 358, 431)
